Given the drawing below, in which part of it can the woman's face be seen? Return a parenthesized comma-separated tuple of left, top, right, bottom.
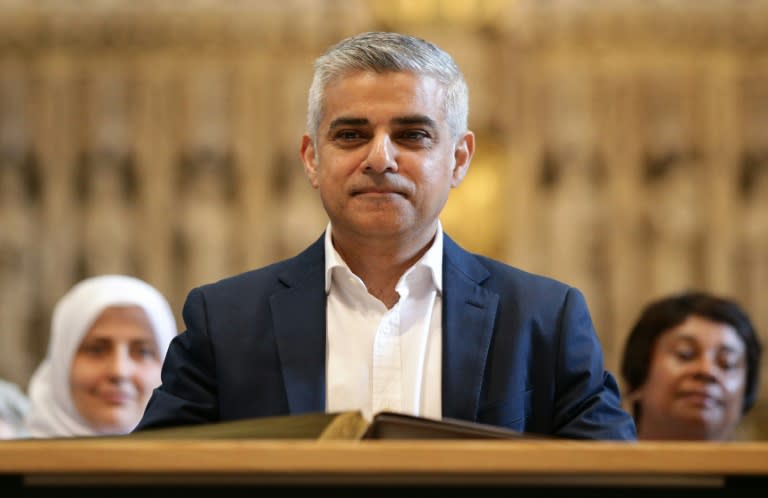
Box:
(635, 315, 747, 440)
(69, 305, 163, 434)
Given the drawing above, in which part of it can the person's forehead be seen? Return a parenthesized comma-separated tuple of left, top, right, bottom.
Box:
(82, 306, 155, 340)
(320, 71, 446, 123)
(91, 305, 151, 325)
(324, 70, 443, 101)
(661, 315, 745, 352)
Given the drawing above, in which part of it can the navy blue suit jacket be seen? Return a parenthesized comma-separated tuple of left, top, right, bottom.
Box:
(137, 234, 636, 440)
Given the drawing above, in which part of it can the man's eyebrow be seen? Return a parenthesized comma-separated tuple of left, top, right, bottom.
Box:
(327, 115, 438, 132)
(392, 115, 437, 128)
(328, 117, 369, 130)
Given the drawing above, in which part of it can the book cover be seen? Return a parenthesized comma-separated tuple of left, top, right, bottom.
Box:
(127, 411, 536, 441)
(363, 411, 531, 440)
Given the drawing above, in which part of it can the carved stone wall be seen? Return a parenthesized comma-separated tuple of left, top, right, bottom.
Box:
(0, 0, 766, 438)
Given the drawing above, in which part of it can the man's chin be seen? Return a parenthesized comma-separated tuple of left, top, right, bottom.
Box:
(348, 219, 408, 237)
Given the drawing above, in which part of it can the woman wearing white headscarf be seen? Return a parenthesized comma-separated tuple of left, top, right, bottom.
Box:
(25, 275, 178, 437)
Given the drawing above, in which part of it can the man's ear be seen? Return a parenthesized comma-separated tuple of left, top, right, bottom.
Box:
(450, 130, 475, 187)
(300, 134, 319, 188)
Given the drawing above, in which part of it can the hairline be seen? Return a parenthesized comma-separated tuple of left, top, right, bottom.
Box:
(305, 32, 469, 145)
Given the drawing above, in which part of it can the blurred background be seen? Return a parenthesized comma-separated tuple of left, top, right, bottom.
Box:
(0, 0, 766, 438)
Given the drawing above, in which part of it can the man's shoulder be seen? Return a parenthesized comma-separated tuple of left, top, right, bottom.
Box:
(473, 254, 571, 293)
(473, 254, 554, 280)
(444, 235, 571, 292)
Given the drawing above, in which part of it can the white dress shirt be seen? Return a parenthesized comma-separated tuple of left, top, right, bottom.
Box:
(324, 222, 443, 421)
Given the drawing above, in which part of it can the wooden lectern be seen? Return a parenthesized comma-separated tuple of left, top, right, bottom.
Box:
(1, 439, 767, 496)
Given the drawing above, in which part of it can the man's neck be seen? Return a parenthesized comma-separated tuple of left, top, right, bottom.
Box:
(331, 228, 437, 308)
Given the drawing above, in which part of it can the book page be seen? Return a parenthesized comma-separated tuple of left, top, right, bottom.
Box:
(317, 411, 369, 440)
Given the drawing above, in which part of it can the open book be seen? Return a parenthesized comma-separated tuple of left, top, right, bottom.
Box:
(128, 411, 536, 441)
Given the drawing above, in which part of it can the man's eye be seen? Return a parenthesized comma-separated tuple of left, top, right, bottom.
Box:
(335, 130, 362, 140)
(399, 130, 429, 141)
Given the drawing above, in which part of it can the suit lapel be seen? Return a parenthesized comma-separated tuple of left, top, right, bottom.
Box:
(271, 237, 327, 414)
(441, 236, 499, 421)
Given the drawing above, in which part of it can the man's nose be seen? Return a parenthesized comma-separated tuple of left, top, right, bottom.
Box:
(364, 133, 398, 173)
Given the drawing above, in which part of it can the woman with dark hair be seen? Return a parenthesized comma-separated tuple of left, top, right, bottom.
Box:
(621, 291, 762, 440)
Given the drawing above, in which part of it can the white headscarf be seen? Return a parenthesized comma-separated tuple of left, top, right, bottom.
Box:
(25, 275, 178, 438)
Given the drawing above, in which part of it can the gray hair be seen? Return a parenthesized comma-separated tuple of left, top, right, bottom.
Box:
(306, 31, 469, 143)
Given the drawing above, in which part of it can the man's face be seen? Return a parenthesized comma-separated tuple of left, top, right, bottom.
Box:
(300, 71, 473, 244)
(636, 315, 747, 440)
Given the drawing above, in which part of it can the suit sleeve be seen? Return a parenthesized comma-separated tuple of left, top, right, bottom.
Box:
(551, 288, 637, 440)
(134, 287, 220, 431)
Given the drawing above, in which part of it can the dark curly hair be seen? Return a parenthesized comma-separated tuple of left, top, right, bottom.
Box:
(620, 291, 762, 420)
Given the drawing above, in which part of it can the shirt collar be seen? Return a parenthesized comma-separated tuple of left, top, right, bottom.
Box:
(324, 221, 444, 294)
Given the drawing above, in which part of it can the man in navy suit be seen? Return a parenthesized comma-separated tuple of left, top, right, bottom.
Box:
(136, 32, 636, 440)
